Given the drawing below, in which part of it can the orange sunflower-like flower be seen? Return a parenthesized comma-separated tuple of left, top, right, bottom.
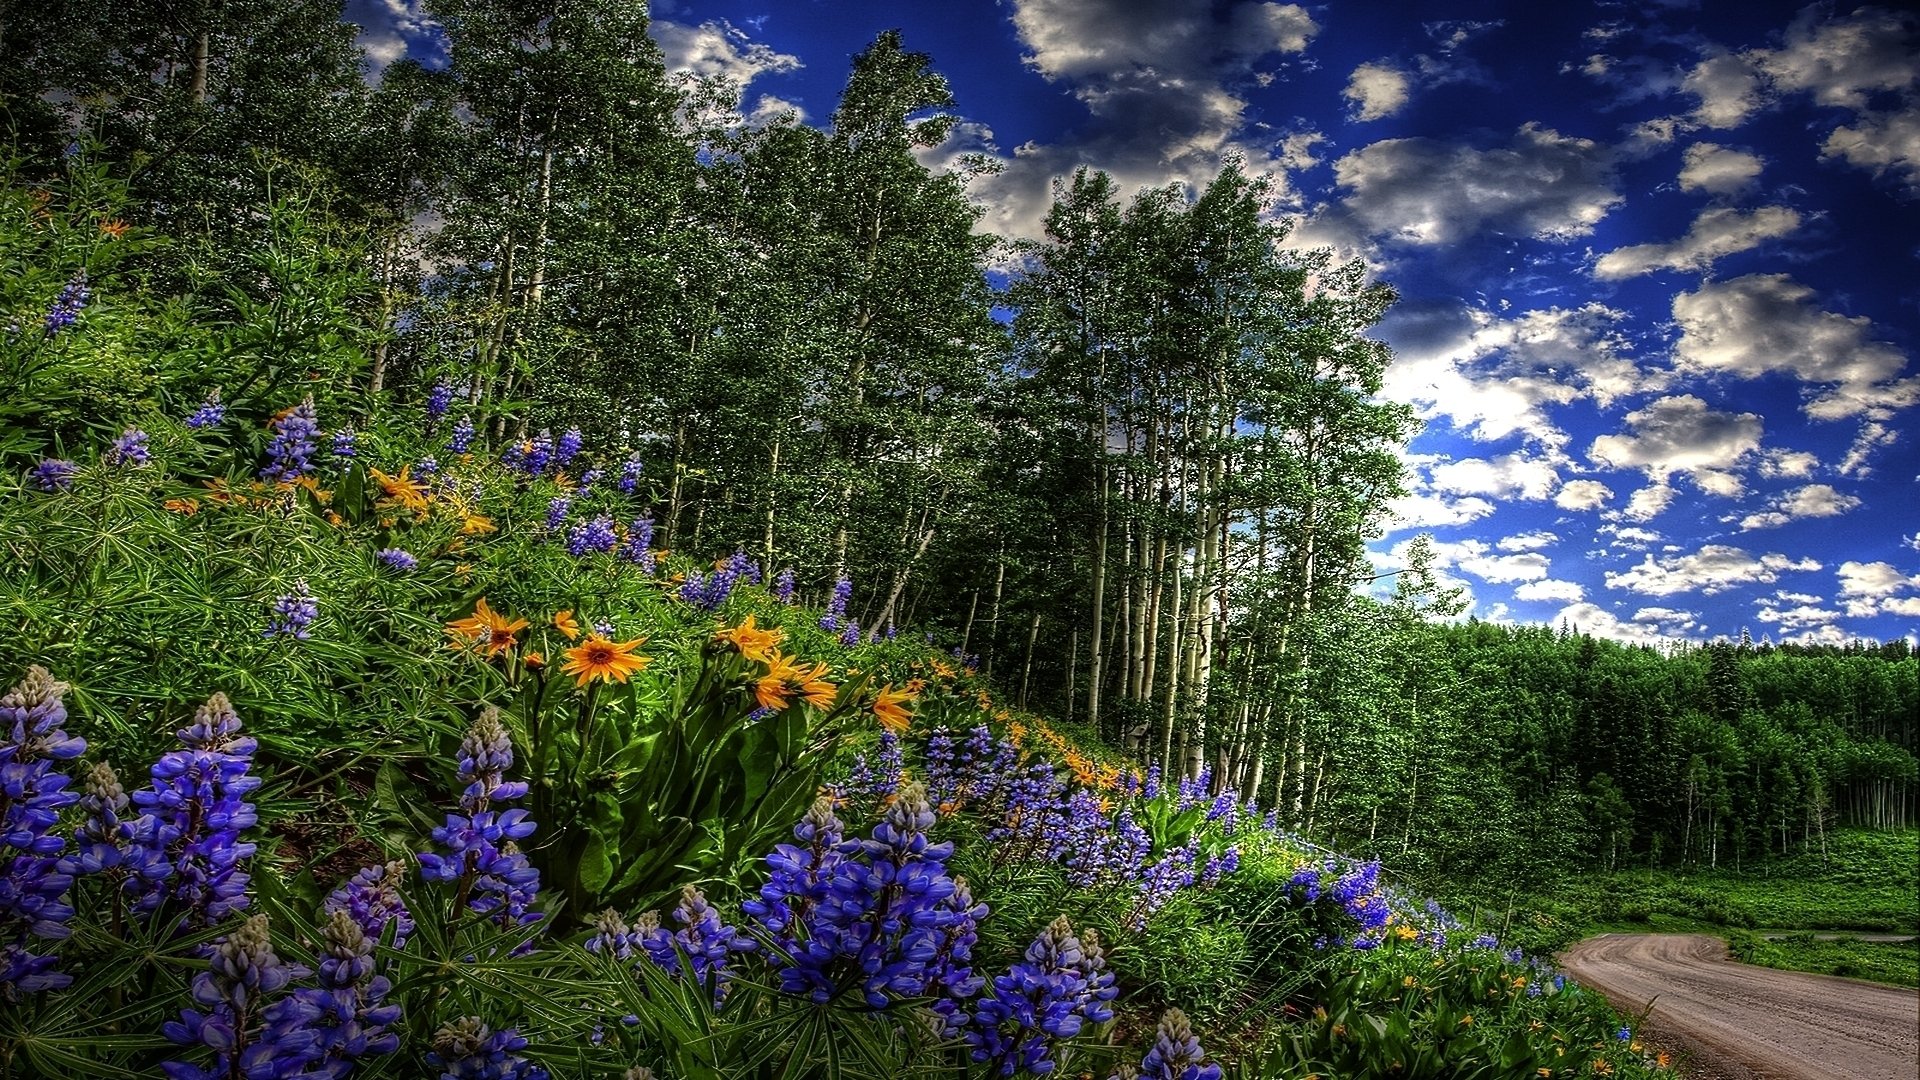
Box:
(99, 218, 130, 239)
(369, 466, 431, 515)
(552, 609, 581, 640)
(716, 614, 783, 663)
(561, 634, 651, 688)
(446, 597, 529, 657)
(871, 684, 914, 733)
(755, 654, 802, 712)
(796, 662, 837, 709)
(460, 512, 497, 535)
(163, 497, 201, 515)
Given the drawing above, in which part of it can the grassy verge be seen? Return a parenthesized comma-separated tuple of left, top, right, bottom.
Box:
(1727, 931, 1920, 988)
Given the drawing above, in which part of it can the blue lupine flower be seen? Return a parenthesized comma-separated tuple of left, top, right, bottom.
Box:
(1127, 843, 1198, 931)
(575, 468, 601, 498)
(127, 693, 261, 928)
(1134, 1007, 1222, 1080)
(554, 427, 583, 469)
(0, 667, 86, 996)
(772, 568, 796, 603)
(523, 430, 554, 475)
(450, 416, 476, 454)
(260, 400, 319, 483)
(619, 517, 655, 573)
(1616, 1026, 1632, 1042)
(29, 459, 77, 492)
(106, 428, 151, 467)
(585, 908, 635, 961)
(1470, 933, 1500, 951)
(426, 381, 454, 422)
(838, 623, 860, 647)
(819, 577, 853, 632)
(967, 915, 1114, 1076)
(265, 581, 318, 640)
(293, 909, 401, 1077)
(418, 709, 542, 935)
(323, 861, 414, 949)
(924, 876, 989, 1035)
(566, 515, 616, 558)
(428, 1018, 547, 1080)
(617, 454, 643, 495)
(742, 797, 853, 1000)
(331, 428, 357, 460)
(1142, 765, 1162, 801)
(43, 273, 88, 335)
(635, 885, 755, 1003)
(376, 549, 418, 573)
(185, 390, 226, 429)
(416, 456, 440, 479)
(161, 913, 322, 1080)
(545, 497, 572, 531)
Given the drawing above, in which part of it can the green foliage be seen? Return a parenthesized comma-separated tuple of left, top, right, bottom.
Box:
(1727, 931, 1919, 989)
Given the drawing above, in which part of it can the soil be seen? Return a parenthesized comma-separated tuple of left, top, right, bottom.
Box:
(1557, 933, 1920, 1080)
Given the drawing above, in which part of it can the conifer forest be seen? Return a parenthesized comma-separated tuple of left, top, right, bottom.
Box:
(0, 4, 1914, 1079)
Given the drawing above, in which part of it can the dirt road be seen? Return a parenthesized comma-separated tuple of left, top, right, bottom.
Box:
(1558, 933, 1919, 1080)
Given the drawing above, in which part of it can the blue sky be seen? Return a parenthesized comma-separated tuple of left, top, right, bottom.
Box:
(349, 1, 1920, 646)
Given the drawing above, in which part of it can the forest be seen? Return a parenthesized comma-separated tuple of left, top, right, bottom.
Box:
(1, 3, 1914, 1078)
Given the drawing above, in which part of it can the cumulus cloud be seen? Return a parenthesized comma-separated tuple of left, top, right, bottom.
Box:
(1550, 602, 1700, 643)
(957, 0, 1321, 239)
(1670, 274, 1919, 421)
(1755, 601, 1843, 633)
(650, 18, 802, 85)
(1428, 452, 1564, 501)
(1555, 479, 1614, 511)
(1757, 449, 1819, 479)
(1836, 560, 1920, 618)
(1330, 124, 1620, 246)
(1383, 491, 1496, 533)
(1617, 482, 1678, 523)
(1516, 579, 1584, 602)
(1605, 544, 1822, 596)
(1592, 205, 1801, 280)
(1344, 62, 1412, 121)
(1602, 525, 1662, 551)
(1588, 395, 1763, 499)
(1681, 49, 1768, 129)
(1837, 421, 1900, 478)
(1677, 143, 1765, 194)
(1379, 301, 1660, 447)
(347, 0, 443, 73)
(1498, 531, 1560, 553)
(1394, 538, 1550, 585)
(1737, 483, 1862, 530)
(1752, 6, 1920, 112)
(1823, 107, 1920, 196)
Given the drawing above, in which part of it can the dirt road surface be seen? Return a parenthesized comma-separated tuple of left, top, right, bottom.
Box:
(1558, 933, 1919, 1080)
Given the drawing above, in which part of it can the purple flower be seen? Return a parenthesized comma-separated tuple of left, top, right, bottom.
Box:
(967, 915, 1115, 1076)
(106, 428, 150, 467)
(43, 273, 88, 336)
(428, 1018, 547, 1080)
(545, 497, 572, 531)
(523, 430, 554, 475)
(331, 428, 357, 460)
(293, 909, 401, 1076)
(838, 623, 860, 647)
(415, 456, 440, 478)
(565, 515, 616, 558)
(260, 400, 319, 483)
(576, 468, 601, 498)
(1134, 1007, 1221, 1080)
(427, 381, 454, 422)
(376, 548, 418, 573)
(820, 577, 853, 632)
(450, 416, 476, 454)
(185, 390, 226, 429)
(617, 454, 643, 495)
(772, 568, 796, 603)
(417, 709, 541, 935)
(554, 427, 583, 469)
(161, 914, 323, 1080)
(323, 861, 414, 949)
(619, 517, 655, 573)
(28, 459, 77, 492)
(0, 667, 86, 996)
(265, 581, 318, 640)
(126, 693, 261, 929)
(634, 885, 755, 1003)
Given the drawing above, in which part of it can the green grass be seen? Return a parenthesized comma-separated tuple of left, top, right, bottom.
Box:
(1728, 931, 1920, 989)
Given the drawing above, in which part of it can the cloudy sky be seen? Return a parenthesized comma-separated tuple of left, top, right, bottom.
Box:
(351, 0, 1920, 646)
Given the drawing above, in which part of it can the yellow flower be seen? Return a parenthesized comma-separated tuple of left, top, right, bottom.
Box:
(1395, 924, 1419, 940)
(552, 609, 581, 641)
(369, 466, 430, 515)
(1591, 1061, 1613, 1076)
(1460, 1015, 1474, 1026)
(871, 684, 914, 733)
(716, 615, 782, 662)
(560, 634, 651, 687)
(755, 654, 802, 712)
(99, 218, 130, 239)
(1402, 975, 1416, 988)
(164, 497, 201, 515)
(796, 662, 837, 709)
(460, 513, 496, 535)
(446, 598, 529, 657)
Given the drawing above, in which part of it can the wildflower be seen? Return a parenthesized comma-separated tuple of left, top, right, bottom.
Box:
(617, 454, 643, 494)
(1135, 1007, 1222, 1080)
(450, 416, 476, 454)
(28, 458, 77, 492)
(560, 634, 650, 687)
(415, 456, 440, 479)
(717, 615, 782, 662)
(370, 467, 430, 514)
(160, 914, 322, 1079)
(754, 654, 802, 712)
(106, 428, 151, 467)
(100, 218, 130, 239)
(554, 427, 583, 469)
(523, 430, 554, 475)
(545, 496, 571, 531)
(820, 576, 854, 632)
(967, 915, 1114, 1076)
(43, 273, 88, 335)
(0, 667, 86, 997)
(426, 381, 454, 422)
(294, 909, 401, 1075)
(593, 619, 615, 638)
(575, 468, 601, 498)
(376, 548, 418, 573)
(185, 389, 226, 429)
(871, 684, 913, 733)
(551, 610, 580, 641)
(126, 693, 260, 928)
(772, 567, 796, 603)
(428, 1018, 547, 1080)
(565, 516, 616, 558)
(323, 861, 414, 948)
(634, 884, 755, 1003)
(331, 428, 357, 460)
(260, 399, 319, 483)
(265, 581, 318, 640)
(459, 512, 496, 535)
(418, 709, 542, 934)
(618, 517, 656, 572)
(446, 598, 529, 658)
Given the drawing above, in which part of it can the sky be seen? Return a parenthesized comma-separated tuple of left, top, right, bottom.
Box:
(347, 0, 1920, 647)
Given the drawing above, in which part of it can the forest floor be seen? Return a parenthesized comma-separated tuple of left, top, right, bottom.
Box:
(1557, 933, 1920, 1080)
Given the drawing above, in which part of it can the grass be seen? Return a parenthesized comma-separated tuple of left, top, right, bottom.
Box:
(1727, 931, 1920, 989)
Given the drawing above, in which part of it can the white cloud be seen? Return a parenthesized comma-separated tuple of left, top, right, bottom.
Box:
(1757, 448, 1819, 478)
(1677, 143, 1765, 194)
(745, 95, 807, 126)
(1012, 0, 1315, 79)
(1588, 395, 1763, 496)
(350, 0, 443, 73)
(1550, 602, 1699, 643)
(1516, 579, 1584, 602)
(1379, 301, 1659, 447)
(1837, 420, 1899, 477)
(1331, 124, 1621, 246)
(1384, 492, 1496, 533)
(1836, 560, 1920, 618)
(1344, 61, 1412, 122)
(1602, 525, 1662, 551)
(1593, 205, 1801, 280)
(1428, 452, 1564, 501)
(1737, 483, 1862, 530)
(1498, 531, 1560, 553)
(1618, 482, 1678, 523)
(1555, 479, 1614, 511)
(1670, 274, 1919, 421)
(1824, 107, 1920, 196)
(1395, 538, 1550, 585)
(1606, 544, 1822, 596)
(1752, 6, 1919, 112)
(650, 19, 802, 85)
(1681, 48, 1767, 129)
(1755, 602, 1843, 632)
